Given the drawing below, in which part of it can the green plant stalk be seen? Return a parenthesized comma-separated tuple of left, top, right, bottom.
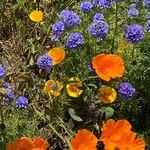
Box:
(0, 95, 6, 143)
(111, 3, 119, 53)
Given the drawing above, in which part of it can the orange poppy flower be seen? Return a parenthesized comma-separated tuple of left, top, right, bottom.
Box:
(33, 137, 49, 149)
(6, 137, 49, 150)
(43, 80, 63, 97)
(92, 54, 125, 81)
(29, 10, 43, 22)
(48, 47, 66, 65)
(71, 129, 98, 150)
(100, 119, 145, 150)
(66, 77, 83, 98)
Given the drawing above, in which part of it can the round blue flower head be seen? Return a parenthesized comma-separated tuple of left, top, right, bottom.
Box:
(88, 20, 109, 40)
(60, 10, 81, 28)
(92, 0, 111, 9)
(125, 24, 144, 43)
(65, 32, 84, 49)
(16, 96, 28, 108)
(144, 0, 150, 7)
(128, 5, 139, 18)
(119, 82, 136, 99)
(80, 1, 93, 13)
(93, 13, 104, 21)
(51, 21, 65, 42)
(37, 54, 53, 70)
(0, 64, 6, 79)
(145, 22, 150, 32)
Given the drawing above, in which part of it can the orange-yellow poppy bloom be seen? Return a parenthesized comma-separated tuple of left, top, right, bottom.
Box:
(92, 54, 125, 81)
(48, 47, 66, 65)
(6, 137, 49, 150)
(71, 129, 98, 150)
(99, 86, 117, 103)
(43, 80, 63, 97)
(29, 10, 43, 22)
(100, 119, 145, 150)
(66, 77, 83, 98)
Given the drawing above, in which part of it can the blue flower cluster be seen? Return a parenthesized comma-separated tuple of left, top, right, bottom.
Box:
(128, 4, 139, 18)
(16, 96, 28, 108)
(37, 54, 53, 70)
(119, 82, 136, 99)
(0, 64, 6, 79)
(51, 21, 65, 41)
(80, 1, 93, 13)
(92, 0, 112, 9)
(88, 20, 109, 41)
(144, 0, 150, 7)
(3, 82, 14, 105)
(65, 32, 84, 49)
(93, 13, 104, 21)
(60, 10, 81, 28)
(125, 24, 144, 43)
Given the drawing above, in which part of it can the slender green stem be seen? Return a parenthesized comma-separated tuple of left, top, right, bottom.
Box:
(0, 96, 4, 125)
(111, 3, 119, 53)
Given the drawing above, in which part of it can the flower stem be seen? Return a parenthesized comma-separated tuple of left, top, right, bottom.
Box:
(111, 3, 119, 53)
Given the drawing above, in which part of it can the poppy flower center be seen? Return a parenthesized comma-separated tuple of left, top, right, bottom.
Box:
(50, 83, 57, 90)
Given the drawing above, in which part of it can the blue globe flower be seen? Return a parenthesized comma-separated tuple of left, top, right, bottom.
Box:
(51, 21, 65, 42)
(65, 32, 84, 49)
(144, 0, 150, 7)
(16, 96, 28, 108)
(80, 1, 93, 13)
(125, 24, 144, 43)
(92, 0, 112, 9)
(88, 20, 109, 40)
(128, 5, 139, 18)
(119, 82, 136, 99)
(93, 13, 104, 21)
(60, 10, 81, 28)
(0, 64, 6, 79)
(37, 54, 53, 70)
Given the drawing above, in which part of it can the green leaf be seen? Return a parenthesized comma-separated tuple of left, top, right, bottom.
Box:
(68, 108, 83, 122)
(101, 107, 114, 119)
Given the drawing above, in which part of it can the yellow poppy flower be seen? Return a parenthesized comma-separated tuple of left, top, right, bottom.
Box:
(43, 80, 63, 97)
(29, 10, 43, 22)
(48, 47, 66, 65)
(99, 86, 117, 103)
(66, 77, 83, 98)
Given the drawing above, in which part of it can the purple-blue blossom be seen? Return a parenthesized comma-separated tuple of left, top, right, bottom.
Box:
(60, 10, 81, 28)
(92, 0, 112, 9)
(88, 20, 109, 41)
(16, 96, 29, 108)
(51, 21, 65, 42)
(128, 5, 139, 18)
(93, 13, 104, 21)
(125, 24, 144, 43)
(0, 64, 6, 79)
(119, 82, 136, 99)
(37, 54, 53, 70)
(144, 0, 150, 7)
(80, 1, 93, 13)
(65, 32, 84, 49)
